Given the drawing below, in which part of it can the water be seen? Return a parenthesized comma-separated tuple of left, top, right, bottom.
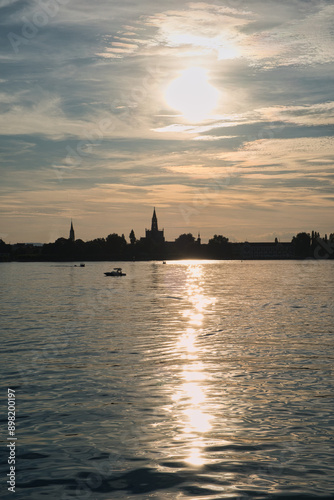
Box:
(1, 260, 334, 500)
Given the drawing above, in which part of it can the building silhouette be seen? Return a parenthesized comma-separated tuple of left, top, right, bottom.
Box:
(3, 212, 333, 261)
(145, 208, 165, 244)
(69, 220, 75, 242)
(235, 241, 294, 259)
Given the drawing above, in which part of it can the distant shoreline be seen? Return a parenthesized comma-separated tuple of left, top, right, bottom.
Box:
(1, 256, 333, 263)
(1, 232, 333, 262)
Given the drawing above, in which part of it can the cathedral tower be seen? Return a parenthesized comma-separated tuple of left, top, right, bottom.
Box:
(69, 220, 75, 242)
(145, 208, 164, 243)
(151, 207, 158, 232)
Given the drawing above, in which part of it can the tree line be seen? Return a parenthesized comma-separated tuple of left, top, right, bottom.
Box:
(0, 230, 333, 261)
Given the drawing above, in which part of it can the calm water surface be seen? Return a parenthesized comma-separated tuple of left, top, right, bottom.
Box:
(1, 260, 334, 500)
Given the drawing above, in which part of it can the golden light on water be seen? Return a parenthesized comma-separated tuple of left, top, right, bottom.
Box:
(171, 263, 216, 467)
(164, 67, 220, 122)
(184, 311, 204, 326)
(177, 329, 197, 354)
(186, 445, 205, 466)
(184, 408, 212, 433)
(181, 382, 205, 405)
(182, 365, 206, 382)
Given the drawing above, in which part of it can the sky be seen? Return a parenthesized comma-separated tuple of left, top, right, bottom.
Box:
(0, 0, 333, 243)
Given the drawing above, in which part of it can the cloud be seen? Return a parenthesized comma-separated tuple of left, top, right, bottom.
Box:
(97, 1, 334, 69)
(98, 2, 250, 61)
(0, 0, 333, 242)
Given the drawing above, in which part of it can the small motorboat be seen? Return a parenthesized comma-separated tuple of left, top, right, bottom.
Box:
(104, 268, 126, 277)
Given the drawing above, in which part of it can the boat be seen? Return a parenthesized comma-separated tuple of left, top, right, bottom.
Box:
(104, 268, 126, 277)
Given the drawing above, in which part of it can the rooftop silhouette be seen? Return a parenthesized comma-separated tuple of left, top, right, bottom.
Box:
(0, 210, 333, 262)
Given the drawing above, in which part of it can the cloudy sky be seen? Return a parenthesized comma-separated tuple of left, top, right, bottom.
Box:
(0, 0, 333, 243)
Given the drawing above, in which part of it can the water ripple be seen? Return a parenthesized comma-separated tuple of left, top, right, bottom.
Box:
(0, 261, 333, 499)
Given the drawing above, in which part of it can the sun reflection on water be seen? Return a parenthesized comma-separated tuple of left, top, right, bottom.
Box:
(177, 328, 197, 353)
(186, 445, 205, 466)
(181, 383, 205, 404)
(172, 263, 216, 467)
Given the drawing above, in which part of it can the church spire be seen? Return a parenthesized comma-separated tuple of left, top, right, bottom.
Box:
(69, 220, 75, 242)
(145, 207, 165, 243)
(151, 207, 158, 232)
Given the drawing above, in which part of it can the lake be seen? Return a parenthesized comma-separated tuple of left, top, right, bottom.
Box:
(0, 260, 334, 499)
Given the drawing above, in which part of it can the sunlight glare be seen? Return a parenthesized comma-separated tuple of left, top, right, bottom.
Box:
(184, 408, 212, 433)
(178, 332, 197, 353)
(182, 382, 205, 405)
(165, 67, 219, 122)
(186, 447, 204, 466)
(183, 370, 206, 382)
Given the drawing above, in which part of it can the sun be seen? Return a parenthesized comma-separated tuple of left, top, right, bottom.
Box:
(164, 67, 219, 122)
